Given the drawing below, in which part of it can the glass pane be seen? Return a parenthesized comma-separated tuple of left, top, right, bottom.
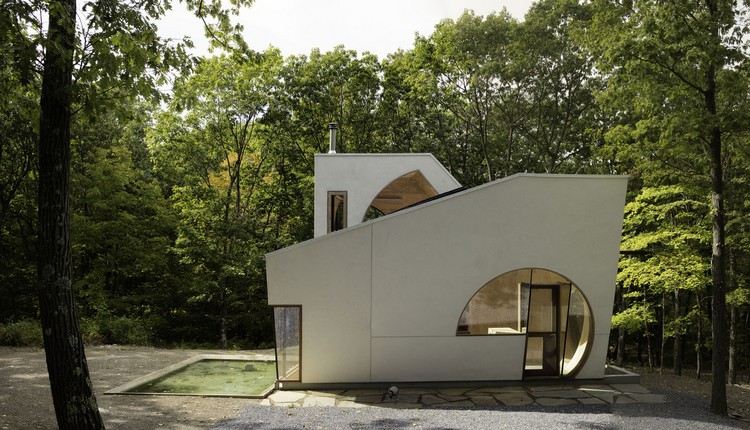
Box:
(456, 269, 532, 335)
(328, 193, 346, 232)
(528, 288, 556, 333)
(525, 336, 543, 370)
(530, 268, 570, 285)
(562, 287, 592, 376)
(274, 307, 301, 381)
(524, 334, 558, 372)
(558, 284, 571, 371)
(364, 170, 438, 220)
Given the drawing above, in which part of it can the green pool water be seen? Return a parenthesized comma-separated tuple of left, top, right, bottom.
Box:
(130, 359, 276, 396)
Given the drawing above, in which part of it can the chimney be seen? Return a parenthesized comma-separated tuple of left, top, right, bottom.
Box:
(328, 122, 338, 154)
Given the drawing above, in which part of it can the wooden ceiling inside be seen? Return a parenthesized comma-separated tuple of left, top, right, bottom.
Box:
(370, 170, 438, 215)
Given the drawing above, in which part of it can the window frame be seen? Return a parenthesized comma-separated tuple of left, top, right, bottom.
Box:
(271, 304, 302, 383)
(327, 191, 347, 233)
(455, 267, 596, 379)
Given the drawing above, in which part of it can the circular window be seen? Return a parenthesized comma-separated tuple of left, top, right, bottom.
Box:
(456, 268, 593, 377)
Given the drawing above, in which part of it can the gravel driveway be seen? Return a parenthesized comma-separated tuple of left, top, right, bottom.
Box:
(214, 392, 747, 430)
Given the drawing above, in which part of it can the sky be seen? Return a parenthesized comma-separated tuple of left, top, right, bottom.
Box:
(158, 0, 536, 59)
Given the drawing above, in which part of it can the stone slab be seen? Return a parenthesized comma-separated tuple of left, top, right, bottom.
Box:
(528, 385, 577, 392)
(493, 392, 534, 406)
(578, 397, 606, 405)
(420, 394, 448, 406)
(529, 389, 591, 399)
(269, 391, 306, 404)
(627, 393, 666, 404)
(337, 400, 369, 408)
(438, 394, 469, 402)
(469, 395, 498, 407)
(582, 390, 616, 404)
(438, 388, 470, 396)
(438, 400, 475, 408)
(466, 386, 526, 394)
(302, 396, 336, 407)
(614, 395, 637, 404)
(353, 394, 383, 404)
(535, 397, 578, 406)
(611, 384, 650, 394)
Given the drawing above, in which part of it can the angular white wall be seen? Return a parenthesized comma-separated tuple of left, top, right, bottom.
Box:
(267, 173, 628, 384)
(313, 154, 461, 237)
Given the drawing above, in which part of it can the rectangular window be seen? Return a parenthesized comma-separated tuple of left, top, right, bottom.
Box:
(327, 191, 347, 233)
(273, 306, 301, 382)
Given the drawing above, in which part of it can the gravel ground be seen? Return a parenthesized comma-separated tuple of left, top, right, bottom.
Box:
(0, 345, 272, 430)
(214, 391, 746, 430)
(636, 366, 750, 420)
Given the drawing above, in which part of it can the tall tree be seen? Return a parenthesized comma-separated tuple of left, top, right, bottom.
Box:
(37, 0, 105, 426)
(583, 0, 750, 414)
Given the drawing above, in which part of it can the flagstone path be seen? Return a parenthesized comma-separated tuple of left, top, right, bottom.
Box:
(262, 383, 665, 409)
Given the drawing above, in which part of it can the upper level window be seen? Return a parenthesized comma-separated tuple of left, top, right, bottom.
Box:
(363, 170, 437, 221)
(327, 191, 347, 233)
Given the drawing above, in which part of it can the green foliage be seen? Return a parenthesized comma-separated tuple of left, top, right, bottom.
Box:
(1, 0, 749, 368)
(612, 304, 656, 333)
(0, 320, 43, 347)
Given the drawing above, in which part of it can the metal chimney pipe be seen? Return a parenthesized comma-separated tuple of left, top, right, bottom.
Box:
(328, 122, 338, 154)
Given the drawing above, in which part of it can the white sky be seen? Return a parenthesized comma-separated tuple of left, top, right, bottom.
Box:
(158, 0, 536, 59)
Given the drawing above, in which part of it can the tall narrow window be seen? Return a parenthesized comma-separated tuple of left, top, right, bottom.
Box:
(327, 191, 347, 233)
(273, 306, 301, 382)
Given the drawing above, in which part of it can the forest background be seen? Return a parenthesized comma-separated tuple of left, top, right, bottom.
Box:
(2, 0, 750, 387)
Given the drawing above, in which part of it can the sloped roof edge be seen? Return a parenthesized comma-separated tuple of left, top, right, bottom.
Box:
(314, 153, 462, 187)
(266, 173, 628, 258)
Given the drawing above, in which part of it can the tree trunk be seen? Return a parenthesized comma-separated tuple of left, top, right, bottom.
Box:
(696, 292, 702, 381)
(728, 304, 736, 385)
(637, 333, 643, 367)
(673, 289, 683, 376)
(660, 292, 666, 374)
(37, 0, 105, 428)
(616, 284, 625, 366)
(705, 62, 728, 416)
(728, 247, 737, 385)
(645, 323, 654, 371)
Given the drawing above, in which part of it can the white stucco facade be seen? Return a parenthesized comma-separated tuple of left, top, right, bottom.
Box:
(268, 156, 627, 385)
(313, 153, 461, 237)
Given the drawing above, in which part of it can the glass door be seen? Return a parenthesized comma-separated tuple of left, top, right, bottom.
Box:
(523, 285, 560, 377)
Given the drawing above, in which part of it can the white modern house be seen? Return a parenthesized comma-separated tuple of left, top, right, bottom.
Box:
(266, 129, 628, 387)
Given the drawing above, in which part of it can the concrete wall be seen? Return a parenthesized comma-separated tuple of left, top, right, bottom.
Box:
(313, 154, 461, 237)
(267, 174, 628, 383)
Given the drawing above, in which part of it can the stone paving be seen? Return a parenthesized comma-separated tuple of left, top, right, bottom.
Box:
(262, 383, 666, 409)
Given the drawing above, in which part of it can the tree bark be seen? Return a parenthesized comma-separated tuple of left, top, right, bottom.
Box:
(696, 292, 702, 380)
(616, 283, 625, 366)
(673, 289, 683, 376)
(660, 292, 666, 374)
(37, 0, 105, 428)
(728, 304, 736, 385)
(704, 47, 728, 416)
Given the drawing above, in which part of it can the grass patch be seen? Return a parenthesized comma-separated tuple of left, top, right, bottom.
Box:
(129, 359, 275, 396)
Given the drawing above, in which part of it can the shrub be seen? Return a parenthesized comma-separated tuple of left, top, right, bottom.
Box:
(0, 320, 43, 347)
(99, 316, 152, 345)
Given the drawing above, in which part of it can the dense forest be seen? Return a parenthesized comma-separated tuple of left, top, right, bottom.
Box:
(2, 0, 750, 410)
